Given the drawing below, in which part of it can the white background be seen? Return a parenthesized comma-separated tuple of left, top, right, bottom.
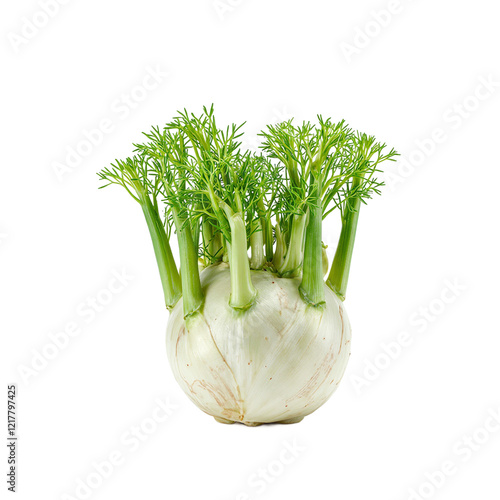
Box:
(1, 1, 499, 499)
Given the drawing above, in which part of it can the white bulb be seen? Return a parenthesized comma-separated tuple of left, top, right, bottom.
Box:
(166, 264, 351, 425)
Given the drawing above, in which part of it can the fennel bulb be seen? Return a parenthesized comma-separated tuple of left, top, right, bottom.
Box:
(167, 264, 351, 425)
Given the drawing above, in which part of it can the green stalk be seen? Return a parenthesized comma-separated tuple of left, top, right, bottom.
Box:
(327, 197, 361, 301)
(202, 216, 214, 264)
(273, 217, 286, 270)
(141, 197, 182, 309)
(222, 237, 229, 263)
(299, 175, 325, 307)
(249, 219, 265, 270)
(191, 211, 200, 252)
(220, 203, 257, 310)
(278, 213, 307, 277)
(172, 207, 204, 317)
(322, 243, 329, 277)
(212, 232, 223, 261)
(258, 199, 273, 262)
(202, 216, 223, 264)
(263, 215, 273, 262)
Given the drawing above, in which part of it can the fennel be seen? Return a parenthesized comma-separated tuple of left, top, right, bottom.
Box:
(98, 105, 397, 425)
